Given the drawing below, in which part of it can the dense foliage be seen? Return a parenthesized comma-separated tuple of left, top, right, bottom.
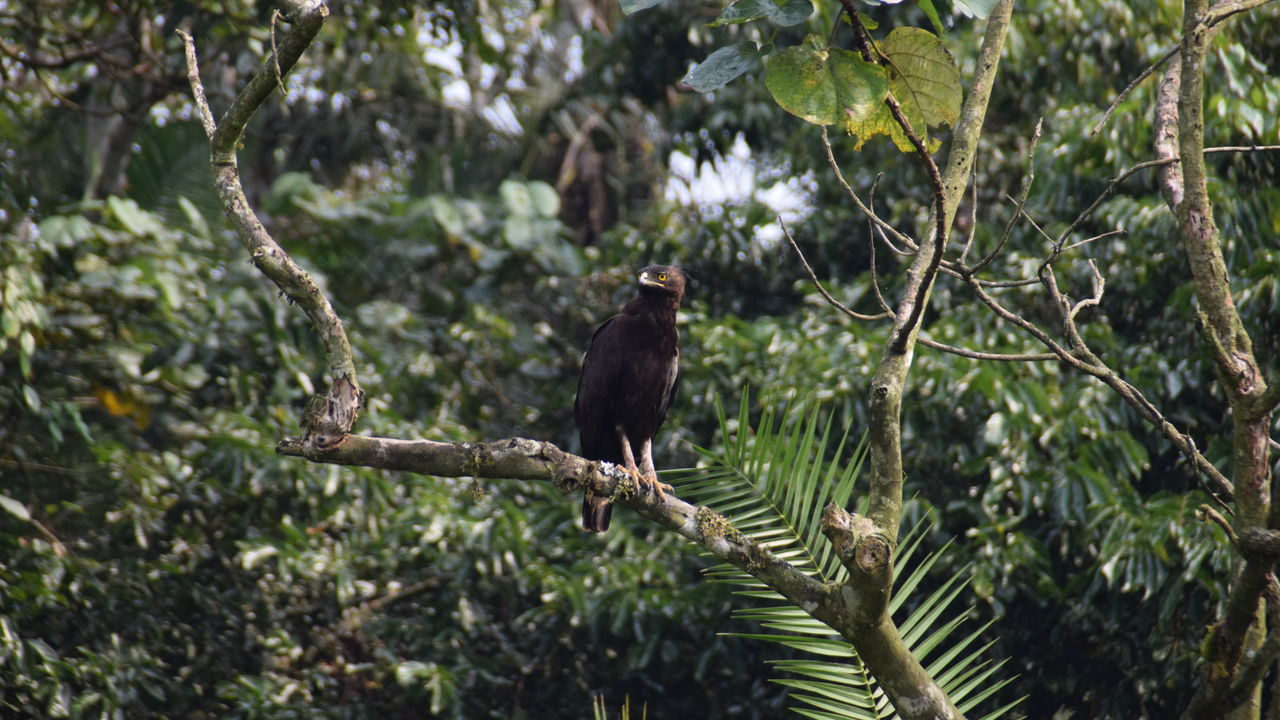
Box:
(2, 0, 1277, 718)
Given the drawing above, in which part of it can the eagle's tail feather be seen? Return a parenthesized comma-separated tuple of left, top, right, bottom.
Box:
(582, 494, 613, 532)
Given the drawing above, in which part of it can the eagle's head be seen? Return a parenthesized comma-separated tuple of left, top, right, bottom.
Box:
(637, 265, 687, 302)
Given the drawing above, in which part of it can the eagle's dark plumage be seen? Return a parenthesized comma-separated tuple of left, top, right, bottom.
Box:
(574, 265, 687, 532)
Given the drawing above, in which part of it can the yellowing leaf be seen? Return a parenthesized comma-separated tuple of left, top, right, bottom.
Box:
(764, 41, 887, 127)
(880, 27, 962, 129)
(843, 28, 958, 153)
(844, 74, 940, 153)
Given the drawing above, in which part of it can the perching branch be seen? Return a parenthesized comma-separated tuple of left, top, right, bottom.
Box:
(277, 431, 966, 720)
(275, 435, 836, 610)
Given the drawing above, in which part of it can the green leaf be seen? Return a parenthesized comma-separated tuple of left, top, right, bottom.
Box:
(675, 391, 1020, 720)
(426, 195, 464, 236)
(710, 0, 814, 27)
(0, 493, 31, 522)
(22, 384, 41, 411)
(918, 0, 946, 34)
(37, 215, 94, 247)
(499, 180, 534, 216)
(527, 181, 560, 218)
(178, 196, 212, 241)
(765, 42, 888, 126)
(619, 0, 664, 14)
(683, 43, 762, 93)
(107, 196, 166, 238)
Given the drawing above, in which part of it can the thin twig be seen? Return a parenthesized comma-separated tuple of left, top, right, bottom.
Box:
(271, 10, 287, 95)
(1199, 504, 1238, 543)
(782, 219, 890, 322)
(1090, 0, 1276, 137)
(873, 222, 914, 256)
(1062, 229, 1127, 253)
(1205, 144, 1280, 154)
(1058, 158, 1175, 244)
(979, 277, 1043, 288)
(918, 336, 1057, 362)
(1091, 45, 1180, 136)
(0, 457, 87, 476)
(1205, 0, 1278, 27)
(1006, 195, 1055, 248)
(971, 119, 1042, 274)
(1046, 146, 1277, 253)
(868, 220, 894, 313)
(175, 29, 217, 138)
(867, 177, 894, 314)
(820, 127, 918, 251)
(339, 576, 447, 632)
(1068, 259, 1105, 322)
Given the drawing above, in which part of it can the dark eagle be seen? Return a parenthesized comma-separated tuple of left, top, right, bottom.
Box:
(574, 265, 687, 532)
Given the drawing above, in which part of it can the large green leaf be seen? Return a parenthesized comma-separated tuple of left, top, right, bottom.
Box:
(683, 42, 763, 93)
(880, 27, 962, 128)
(765, 41, 888, 127)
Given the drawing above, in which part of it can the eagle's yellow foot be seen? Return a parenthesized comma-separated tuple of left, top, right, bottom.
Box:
(616, 464, 645, 496)
(640, 473, 673, 499)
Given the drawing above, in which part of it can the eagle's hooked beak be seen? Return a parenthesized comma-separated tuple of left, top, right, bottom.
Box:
(639, 271, 663, 288)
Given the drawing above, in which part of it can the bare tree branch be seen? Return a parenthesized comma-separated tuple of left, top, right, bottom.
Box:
(175, 30, 216, 139)
(179, 2, 359, 450)
(917, 336, 1057, 362)
(1091, 45, 1180, 136)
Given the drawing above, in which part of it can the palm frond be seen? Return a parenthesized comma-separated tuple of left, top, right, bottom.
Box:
(673, 392, 1021, 720)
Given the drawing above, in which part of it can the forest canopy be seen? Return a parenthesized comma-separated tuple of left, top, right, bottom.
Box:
(2, 0, 1278, 718)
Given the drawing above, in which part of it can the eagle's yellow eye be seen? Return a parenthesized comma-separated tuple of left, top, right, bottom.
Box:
(657, 273, 668, 281)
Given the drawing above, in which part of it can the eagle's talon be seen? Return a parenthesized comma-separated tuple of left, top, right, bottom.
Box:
(641, 474, 672, 499)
